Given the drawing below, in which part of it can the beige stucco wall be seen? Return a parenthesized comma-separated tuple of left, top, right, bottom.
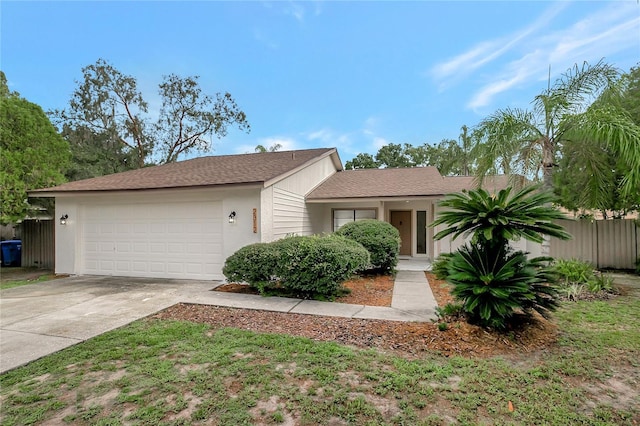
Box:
(312, 199, 438, 258)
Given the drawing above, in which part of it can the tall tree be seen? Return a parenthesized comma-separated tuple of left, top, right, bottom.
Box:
(344, 132, 475, 174)
(555, 139, 639, 218)
(458, 125, 473, 176)
(473, 60, 640, 199)
(553, 63, 640, 216)
(54, 59, 250, 175)
(0, 72, 70, 224)
(344, 153, 379, 169)
(375, 143, 414, 168)
(62, 124, 138, 181)
(254, 142, 282, 153)
(618, 64, 640, 126)
(156, 74, 249, 163)
(419, 139, 472, 176)
(52, 59, 150, 168)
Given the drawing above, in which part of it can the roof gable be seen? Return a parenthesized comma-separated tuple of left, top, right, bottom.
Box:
(32, 148, 337, 194)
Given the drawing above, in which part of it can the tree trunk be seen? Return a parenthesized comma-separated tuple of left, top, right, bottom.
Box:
(541, 136, 555, 256)
(541, 136, 555, 191)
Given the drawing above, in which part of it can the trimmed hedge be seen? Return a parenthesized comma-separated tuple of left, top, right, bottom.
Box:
(222, 234, 370, 297)
(274, 235, 370, 296)
(335, 219, 400, 272)
(222, 243, 279, 293)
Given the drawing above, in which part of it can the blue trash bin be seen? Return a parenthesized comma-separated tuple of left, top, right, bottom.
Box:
(0, 240, 22, 267)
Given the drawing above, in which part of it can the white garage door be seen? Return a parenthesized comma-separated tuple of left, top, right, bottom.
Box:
(81, 201, 222, 280)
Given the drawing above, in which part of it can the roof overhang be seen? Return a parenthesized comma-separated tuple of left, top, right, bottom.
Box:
(306, 195, 445, 203)
(28, 182, 264, 198)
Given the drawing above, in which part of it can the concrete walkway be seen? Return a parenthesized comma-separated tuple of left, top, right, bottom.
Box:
(182, 258, 437, 322)
(1, 260, 437, 373)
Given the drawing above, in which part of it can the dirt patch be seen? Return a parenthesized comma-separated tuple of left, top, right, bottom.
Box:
(0, 267, 68, 286)
(155, 273, 557, 359)
(249, 395, 296, 425)
(214, 283, 260, 295)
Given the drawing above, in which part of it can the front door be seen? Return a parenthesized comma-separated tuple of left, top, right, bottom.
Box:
(390, 210, 412, 255)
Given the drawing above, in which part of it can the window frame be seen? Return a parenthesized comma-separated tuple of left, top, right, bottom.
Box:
(332, 208, 378, 232)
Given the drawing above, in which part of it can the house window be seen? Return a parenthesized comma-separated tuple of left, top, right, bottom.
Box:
(333, 209, 376, 231)
(417, 210, 427, 254)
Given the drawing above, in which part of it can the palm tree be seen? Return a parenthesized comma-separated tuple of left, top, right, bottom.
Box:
(473, 60, 640, 201)
(432, 185, 570, 329)
(432, 184, 570, 252)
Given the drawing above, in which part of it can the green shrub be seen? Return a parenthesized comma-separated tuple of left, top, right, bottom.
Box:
(222, 243, 279, 292)
(433, 185, 568, 331)
(561, 283, 584, 301)
(588, 273, 614, 293)
(432, 253, 454, 280)
(335, 219, 400, 272)
(552, 259, 616, 297)
(435, 302, 465, 320)
(446, 244, 558, 330)
(274, 235, 370, 297)
(636, 257, 640, 276)
(224, 235, 370, 298)
(553, 258, 596, 286)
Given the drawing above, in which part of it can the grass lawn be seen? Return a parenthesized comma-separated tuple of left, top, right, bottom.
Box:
(0, 268, 56, 290)
(1, 280, 639, 425)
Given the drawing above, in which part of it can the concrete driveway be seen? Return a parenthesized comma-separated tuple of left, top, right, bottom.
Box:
(0, 275, 214, 373)
(1, 266, 438, 373)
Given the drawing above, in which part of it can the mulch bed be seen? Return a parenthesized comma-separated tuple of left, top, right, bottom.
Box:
(213, 274, 394, 307)
(153, 273, 558, 359)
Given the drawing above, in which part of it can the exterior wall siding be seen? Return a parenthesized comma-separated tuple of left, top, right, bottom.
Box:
(273, 156, 337, 194)
(262, 154, 339, 241)
(272, 188, 312, 239)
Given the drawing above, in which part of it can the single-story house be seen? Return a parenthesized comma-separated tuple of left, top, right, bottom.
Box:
(30, 148, 539, 280)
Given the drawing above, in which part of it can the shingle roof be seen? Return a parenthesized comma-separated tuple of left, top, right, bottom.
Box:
(306, 168, 513, 200)
(438, 175, 516, 194)
(31, 148, 337, 193)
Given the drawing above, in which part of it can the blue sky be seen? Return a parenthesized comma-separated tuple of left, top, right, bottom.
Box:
(2, 1, 639, 162)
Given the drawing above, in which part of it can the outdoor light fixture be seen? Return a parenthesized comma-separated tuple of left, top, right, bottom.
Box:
(60, 214, 69, 225)
(228, 211, 236, 224)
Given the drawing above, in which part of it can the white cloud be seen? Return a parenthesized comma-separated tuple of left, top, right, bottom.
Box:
(280, 1, 322, 23)
(467, 69, 530, 110)
(283, 1, 305, 23)
(433, 2, 639, 110)
(307, 128, 333, 141)
(253, 28, 278, 50)
(305, 128, 352, 146)
(431, 2, 566, 88)
(372, 136, 389, 151)
(233, 136, 298, 154)
(548, 9, 640, 65)
(260, 136, 298, 150)
(312, 0, 323, 16)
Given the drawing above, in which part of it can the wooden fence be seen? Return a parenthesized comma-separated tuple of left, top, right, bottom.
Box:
(20, 220, 55, 269)
(550, 219, 639, 269)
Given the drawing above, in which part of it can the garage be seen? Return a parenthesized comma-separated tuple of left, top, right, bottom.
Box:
(81, 201, 223, 280)
(29, 148, 338, 280)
